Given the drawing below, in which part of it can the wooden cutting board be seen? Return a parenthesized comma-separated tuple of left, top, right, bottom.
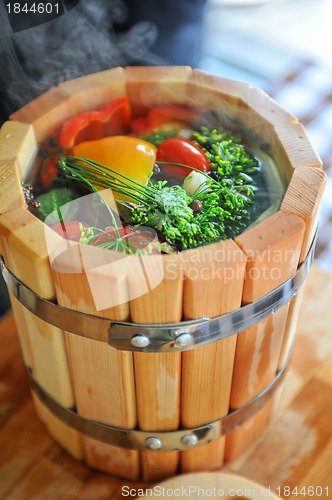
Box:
(0, 262, 331, 500)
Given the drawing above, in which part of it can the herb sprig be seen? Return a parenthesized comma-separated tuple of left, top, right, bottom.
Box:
(193, 126, 259, 192)
(131, 178, 250, 249)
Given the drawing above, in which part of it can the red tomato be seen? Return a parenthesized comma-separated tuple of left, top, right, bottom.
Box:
(50, 221, 88, 241)
(39, 157, 59, 189)
(156, 138, 210, 179)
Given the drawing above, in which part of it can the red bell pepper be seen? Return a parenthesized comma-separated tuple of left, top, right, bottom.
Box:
(58, 97, 132, 149)
(39, 157, 59, 189)
(129, 116, 151, 134)
(129, 105, 201, 134)
(147, 105, 201, 128)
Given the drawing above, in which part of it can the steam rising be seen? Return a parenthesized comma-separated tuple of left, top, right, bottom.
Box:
(0, 0, 166, 122)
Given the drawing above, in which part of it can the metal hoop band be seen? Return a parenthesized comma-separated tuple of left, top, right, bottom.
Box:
(28, 356, 288, 452)
(0, 232, 316, 352)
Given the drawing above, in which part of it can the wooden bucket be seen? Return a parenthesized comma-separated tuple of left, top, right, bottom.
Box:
(0, 66, 326, 481)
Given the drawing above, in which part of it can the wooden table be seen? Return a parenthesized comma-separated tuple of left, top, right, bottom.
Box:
(0, 263, 331, 499)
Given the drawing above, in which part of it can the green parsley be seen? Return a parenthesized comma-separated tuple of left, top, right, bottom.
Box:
(192, 126, 259, 192)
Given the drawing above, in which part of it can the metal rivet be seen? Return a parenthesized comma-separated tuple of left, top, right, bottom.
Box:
(131, 334, 150, 348)
(174, 332, 192, 347)
(181, 434, 198, 448)
(145, 437, 162, 450)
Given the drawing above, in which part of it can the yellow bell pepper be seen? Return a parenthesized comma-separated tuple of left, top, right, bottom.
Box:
(73, 135, 156, 202)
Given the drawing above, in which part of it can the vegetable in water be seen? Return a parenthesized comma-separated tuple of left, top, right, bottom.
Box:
(183, 170, 210, 196)
(40, 157, 59, 189)
(35, 187, 80, 223)
(58, 97, 132, 149)
(156, 137, 210, 180)
(72, 136, 156, 202)
(33, 95, 264, 252)
(130, 104, 200, 134)
(193, 126, 258, 193)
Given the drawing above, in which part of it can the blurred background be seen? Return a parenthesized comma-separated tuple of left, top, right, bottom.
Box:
(1, 0, 331, 314)
(199, 0, 332, 270)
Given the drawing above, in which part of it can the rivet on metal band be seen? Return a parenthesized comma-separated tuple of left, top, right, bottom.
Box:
(27, 355, 289, 452)
(0, 231, 316, 353)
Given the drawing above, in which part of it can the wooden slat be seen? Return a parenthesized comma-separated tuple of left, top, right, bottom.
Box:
(272, 122, 323, 171)
(0, 161, 25, 216)
(7, 293, 33, 368)
(0, 207, 83, 460)
(125, 66, 192, 117)
(281, 167, 327, 263)
(59, 67, 127, 115)
(0, 121, 36, 179)
(190, 70, 294, 128)
(278, 167, 327, 370)
(51, 242, 139, 480)
(9, 86, 73, 143)
(0, 208, 56, 299)
(237, 89, 322, 173)
(225, 210, 305, 461)
(31, 394, 83, 460)
(130, 253, 183, 482)
(180, 240, 247, 472)
(9, 293, 76, 424)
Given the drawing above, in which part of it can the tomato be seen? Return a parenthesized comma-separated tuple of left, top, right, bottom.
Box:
(50, 221, 89, 241)
(58, 97, 132, 149)
(39, 157, 59, 189)
(156, 138, 210, 179)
